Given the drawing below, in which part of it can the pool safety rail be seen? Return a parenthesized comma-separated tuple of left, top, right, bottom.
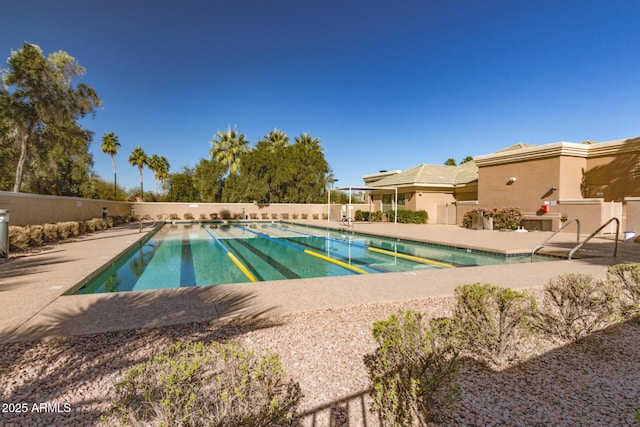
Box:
(201, 226, 257, 282)
(234, 225, 369, 275)
(268, 224, 455, 269)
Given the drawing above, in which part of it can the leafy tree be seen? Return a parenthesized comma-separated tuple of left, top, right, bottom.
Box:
(460, 155, 474, 164)
(210, 126, 249, 175)
(1, 43, 100, 192)
(81, 173, 127, 200)
(193, 158, 226, 202)
(167, 167, 200, 202)
(444, 158, 457, 166)
(129, 147, 148, 200)
(101, 132, 121, 198)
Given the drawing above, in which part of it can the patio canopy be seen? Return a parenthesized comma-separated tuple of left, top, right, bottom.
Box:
(330, 185, 398, 224)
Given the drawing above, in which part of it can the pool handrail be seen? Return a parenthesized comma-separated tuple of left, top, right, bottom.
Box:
(568, 217, 619, 260)
(530, 218, 580, 261)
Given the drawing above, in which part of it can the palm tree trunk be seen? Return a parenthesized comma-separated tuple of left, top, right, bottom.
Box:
(139, 167, 144, 201)
(110, 154, 117, 199)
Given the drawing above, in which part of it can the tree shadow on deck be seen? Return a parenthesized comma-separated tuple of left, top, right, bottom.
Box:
(0, 286, 282, 426)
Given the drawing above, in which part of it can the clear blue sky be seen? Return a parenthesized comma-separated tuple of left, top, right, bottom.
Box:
(3, 1, 640, 192)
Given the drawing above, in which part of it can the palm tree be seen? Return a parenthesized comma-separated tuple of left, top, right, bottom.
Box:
(260, 129, 290, 152)
(101, 132, 121, 198)
(129, 146, 148, 201)
(148, 154, 161, 197)
(294, 133, 322, 150)
(210, 126, 249, 175)
(444, 158, 457, 166)
(157, 156, 170, 195)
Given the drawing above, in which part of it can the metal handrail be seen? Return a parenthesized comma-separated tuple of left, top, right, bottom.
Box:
(531, 218, 580, 261)
(568, 217, 619, 260)
(139, 216, 157, 233)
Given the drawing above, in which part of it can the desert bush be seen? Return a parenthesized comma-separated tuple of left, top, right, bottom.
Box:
(169, 213, 179, 220)
(250, 213, 258, 220)
(454, 283, 538, 366)
(8, 226, 29, 252)
(540, 273, 619, 341)
(184, 212, 194, 220)
(462, 207, 522, 230)
(271, 213, 278, 220)
(210, 213, 219, 220)
(301, 213, 308, 219)
(111, 341, 301, 427)
(78, 220, 88, 234)
(199, 213, 207, 220)
(89, 218, 104, 231)
(43, 223, 60, 242)
(312, 214, 319, 220)
(364, 310, 460, 426)
(607, 263, 640, 318)
(56, 222, 72, 239)
(27, 225, 44, 247)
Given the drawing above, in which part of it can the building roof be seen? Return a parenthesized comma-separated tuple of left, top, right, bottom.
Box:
(367, 160, 478, 187)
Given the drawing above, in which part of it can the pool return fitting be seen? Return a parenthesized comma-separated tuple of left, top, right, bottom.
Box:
(201, 226, 257, 282)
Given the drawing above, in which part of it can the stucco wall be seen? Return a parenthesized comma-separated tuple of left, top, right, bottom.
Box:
(0, 192, 132, 226)
(478, 157, 562, 213)
(584, 145, 640, 201)
(132, 202, 368, 221)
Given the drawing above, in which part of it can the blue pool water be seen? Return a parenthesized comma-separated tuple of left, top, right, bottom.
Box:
(77, 222, 552, 294)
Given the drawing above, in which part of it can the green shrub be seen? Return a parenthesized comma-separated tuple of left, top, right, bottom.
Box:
(111, 341, 301, 427)
(371, 210, 383, 222)
(184, 212, 194, 220)
(364, 310, 460, 426)
(354, 210, 370, 221)
(454, 283, 538, 365)
(210, 213, 219, 220)
(607, 263, 640, 318)
(387, 210, 429, 224)
(541, 273, 619, 341)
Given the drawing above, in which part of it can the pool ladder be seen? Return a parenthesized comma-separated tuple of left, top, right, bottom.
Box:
(531, 217, 620, 261)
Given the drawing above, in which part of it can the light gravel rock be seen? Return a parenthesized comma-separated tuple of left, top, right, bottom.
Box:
(1, 291, 639, 426)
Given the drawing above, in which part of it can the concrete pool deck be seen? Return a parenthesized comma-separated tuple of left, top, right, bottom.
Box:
(1, 220, 638, 343)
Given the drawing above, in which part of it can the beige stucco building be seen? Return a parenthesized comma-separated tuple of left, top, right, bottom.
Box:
(363, 136, 640, 234)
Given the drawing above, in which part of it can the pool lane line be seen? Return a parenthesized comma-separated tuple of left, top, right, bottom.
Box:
(201, 226, 258, 283)
(234, 225, 369, 275)
(230, 238, 300, 280)
(268, 224, 455, 269)
(180, 228, 197, 286)
(366, 246, 455, 268)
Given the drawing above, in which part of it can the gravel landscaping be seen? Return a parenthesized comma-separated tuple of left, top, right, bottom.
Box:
(1, 291, 639, 426)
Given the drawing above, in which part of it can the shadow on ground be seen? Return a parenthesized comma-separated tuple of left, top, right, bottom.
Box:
(0, 287, 281, 425)
(297, 319, 640, 427)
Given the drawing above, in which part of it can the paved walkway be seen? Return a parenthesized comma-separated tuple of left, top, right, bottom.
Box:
(1, 221, 638, 343)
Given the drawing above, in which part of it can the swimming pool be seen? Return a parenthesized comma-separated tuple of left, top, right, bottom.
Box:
(76, 222, 552, 294)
